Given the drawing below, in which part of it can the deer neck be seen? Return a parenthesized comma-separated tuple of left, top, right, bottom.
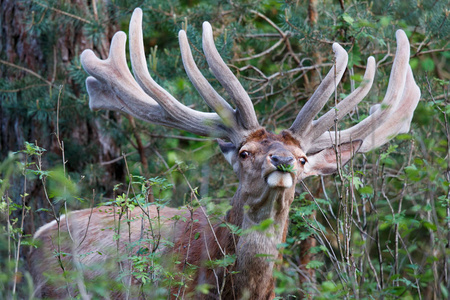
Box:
(227, 181, 295, 224)
(225, 183, 296, 298)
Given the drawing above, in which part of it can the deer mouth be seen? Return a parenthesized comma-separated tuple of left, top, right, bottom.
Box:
(266, 169, 294, 188)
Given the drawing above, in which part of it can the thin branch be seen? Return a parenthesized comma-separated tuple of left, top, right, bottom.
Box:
(33, 1, 92, 24)
(0, 59, 52, 85)
(0, 84, 47, 93)
(234, 38, 285, 62)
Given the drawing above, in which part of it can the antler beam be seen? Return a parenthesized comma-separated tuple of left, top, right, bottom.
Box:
(81, 8, 260, 146)
(289, 43, 349, 137)
(289, 30, 420, 154)
(202, 22, 260, 130)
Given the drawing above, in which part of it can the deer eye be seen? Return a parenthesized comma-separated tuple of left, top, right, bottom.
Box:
(299, 157, 307, 165)
(239, 151, 251, 159)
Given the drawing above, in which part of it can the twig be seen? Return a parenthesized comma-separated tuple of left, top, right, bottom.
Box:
(249, 10, 301, 65)
(148, 133, 212, 142)
(100, 151, 137, 165)
(300, 181, 337, 236)
(127, 115, 149, 174)
(78, 190, 96, 247)
(178, 166, 226, 256)
(0, 59, 52, 85)
(0, 84, 47, 93)
(33, 1, 92, 24)
(234, 38, 285, 62)
(12, 153, 29, 296)
(203, 230, 222, 296)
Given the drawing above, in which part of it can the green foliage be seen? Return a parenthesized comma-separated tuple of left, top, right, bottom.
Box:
(1, 0, 450, 298)
(276, 164, 296, 173)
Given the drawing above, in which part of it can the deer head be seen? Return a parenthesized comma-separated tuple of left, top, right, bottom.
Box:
(32, 7, 420, 299)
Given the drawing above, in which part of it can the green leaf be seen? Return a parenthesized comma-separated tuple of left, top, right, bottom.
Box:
(405, 165, 421, 182)
(441, 282, 449, 299)
(350, 74, 363, 82)
(309, 246, 327, 254)
(306, 260, 324, 269)
(351, 177, 364, 189)
(196, 284, 212, 295)
(36, 208, 50, 213)
(48, 167, 79, 202)
(385, 286, 406, 296)
(410, 57, 419, 70)
(358, 185, 374, 195)
(276, 164, 295, 173)
(380, 16, 392, 27)
(321, 281, 337, 292)
(421, 57, 435, 72)
(342, 14, 354, 26)
(422, 221, 437, 231)
(434, 78, 450, 86)
(258, 218, 274, 231)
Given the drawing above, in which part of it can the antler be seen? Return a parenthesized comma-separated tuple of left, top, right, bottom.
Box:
(81, 8, 419, 153)
(80, 8, 260, 146)
(289, 30, 420, 154)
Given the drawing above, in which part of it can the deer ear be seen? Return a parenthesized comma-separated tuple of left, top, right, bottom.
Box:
(217, 139, 236, 165)
(303, 140, 363, 178)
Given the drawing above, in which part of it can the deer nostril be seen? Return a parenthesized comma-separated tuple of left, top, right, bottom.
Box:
(270, 155, 294, 167)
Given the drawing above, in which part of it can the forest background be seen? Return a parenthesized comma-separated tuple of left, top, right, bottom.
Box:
(1, 0, 450, 298)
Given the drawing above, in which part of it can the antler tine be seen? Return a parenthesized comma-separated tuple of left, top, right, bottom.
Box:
(305, 56, 376, 143)
(81, 9, 228, 138)
(178, 30, 238, 129)
(82, 32, 171, 122)
(202, 22, 260, 131)
(306, 30, 420, 154)
(129, 8, 226, 134)
(82, 32, 148, 110)
(357, 66, 420, 152)
(289, 43, 348, 137)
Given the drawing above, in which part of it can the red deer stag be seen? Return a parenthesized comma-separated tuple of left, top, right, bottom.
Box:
(31, 8, 420, 299)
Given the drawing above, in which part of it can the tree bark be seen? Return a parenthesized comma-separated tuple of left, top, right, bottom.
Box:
(0, 0, 123, 231)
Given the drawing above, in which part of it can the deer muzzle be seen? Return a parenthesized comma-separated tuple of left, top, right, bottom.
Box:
(270, 155, 295, 169)
(266, 154, 296, 188)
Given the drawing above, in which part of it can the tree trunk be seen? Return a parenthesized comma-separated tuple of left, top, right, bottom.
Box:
(0, 0, 122, 234)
